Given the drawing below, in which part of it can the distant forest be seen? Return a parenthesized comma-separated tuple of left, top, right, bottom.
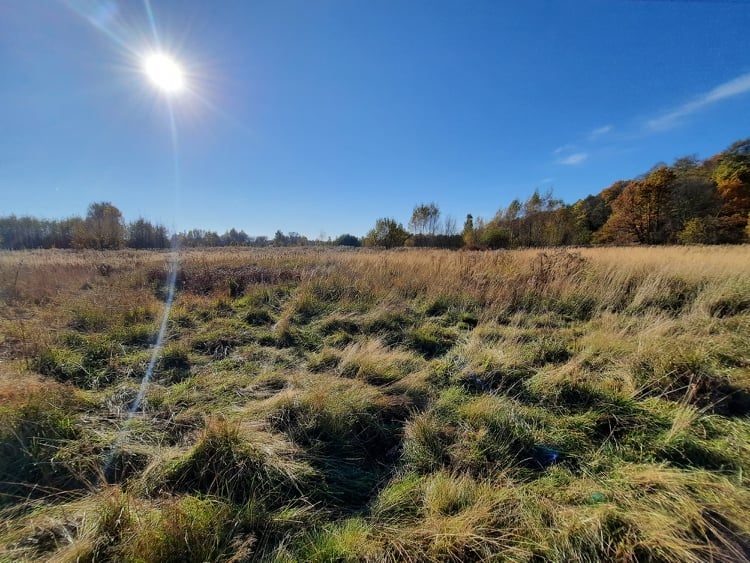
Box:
(1, 139, 748, 250)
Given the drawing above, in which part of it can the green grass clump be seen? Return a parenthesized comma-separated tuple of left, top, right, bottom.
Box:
(32, 346, 89, 386)
(520, 334, 574, 366)
(401, 412, 454, 473)
(155, 418, 314, 505)
(338, 340, 422, 385)
(0, 380, 84, 504)
(190, 319, 250, 358)
(403, 389, 586, 476)
(33, 334, 125, 389)
(264, 376, 405, 456)
(122, 305, 156, 325)
(363, 307, 414, 345)
(243, 306, 274, 326)
(318, 313, 361, 336)
(69, 305, 111, 332)
(698, 278, 750, 317)
(371, 473, 424, 520)
(123, 496, 236, 563)
(109, 323, 156, 346)
(158, 343, 191, 382)
(639, 402, 750, 472)
(292, 517, 381, 562)
(307, 347, 341, 372)
(627, 276, 699, 315)
(235, 285, 289, 309)
(516, 291, 597, 321)
(630, 339, 750, 414)
(378, 471, 514, 561)
(261, 375, 408, 506)
(407, 323, 457, 358)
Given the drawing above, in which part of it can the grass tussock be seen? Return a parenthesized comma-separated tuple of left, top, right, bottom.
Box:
(0, 377, 87, 504)
(150, 417, 315, 504)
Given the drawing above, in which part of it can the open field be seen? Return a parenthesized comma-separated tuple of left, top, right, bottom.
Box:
(1, 246, 750, 562)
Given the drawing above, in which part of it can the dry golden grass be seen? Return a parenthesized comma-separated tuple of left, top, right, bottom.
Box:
(1, 244, 750, 562)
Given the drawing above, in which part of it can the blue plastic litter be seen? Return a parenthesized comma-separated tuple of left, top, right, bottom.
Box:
(534, 445, 562, 467)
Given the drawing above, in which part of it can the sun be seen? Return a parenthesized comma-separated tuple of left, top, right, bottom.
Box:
(143, 53, 185, 94)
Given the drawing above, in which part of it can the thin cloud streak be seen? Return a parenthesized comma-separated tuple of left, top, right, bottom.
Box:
(553, 144, 575, 155)
(647, 72, 750, 130)
(589, 124, 613, 139)
(557, 152, 588, 165)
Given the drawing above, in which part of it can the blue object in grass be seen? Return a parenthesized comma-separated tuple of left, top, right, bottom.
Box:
(534, 446, 561, 467)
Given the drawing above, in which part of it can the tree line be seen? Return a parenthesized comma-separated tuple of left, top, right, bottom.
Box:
(365, 138, 750, 248)
(2, 139, 748, 250)
(0, 203, 170, 251)
(0, 202, 354, 250)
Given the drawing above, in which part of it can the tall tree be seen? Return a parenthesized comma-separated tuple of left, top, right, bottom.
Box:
(75, 202, 126, 250)
(128, 218, 169, 249)
(409, 203, 441, 236)
(712, 141, 750, 242)
(364, 218, 409, 249)
(462, 214, 476, 247)
(597, 167, 676, 244)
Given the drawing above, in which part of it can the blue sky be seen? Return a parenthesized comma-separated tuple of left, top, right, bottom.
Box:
(1, 0, 749, 237)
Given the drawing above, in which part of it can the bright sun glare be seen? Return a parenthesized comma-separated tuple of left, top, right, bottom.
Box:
(143, 53, 185, 94)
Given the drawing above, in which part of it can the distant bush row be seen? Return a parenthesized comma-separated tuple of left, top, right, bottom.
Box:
(2, 139, 748, 250)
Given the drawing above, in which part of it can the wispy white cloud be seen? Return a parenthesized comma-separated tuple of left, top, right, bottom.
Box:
(557, 152, 588, 165)
(553, 144, 574, 155)
(647, 72, 750, 131)
(589, 124, 613, 139)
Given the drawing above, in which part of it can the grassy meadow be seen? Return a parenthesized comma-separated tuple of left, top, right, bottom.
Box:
(1, 245, 750, 562)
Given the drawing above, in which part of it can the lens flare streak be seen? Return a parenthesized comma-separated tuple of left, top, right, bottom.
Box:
(98, 1, 185, 482)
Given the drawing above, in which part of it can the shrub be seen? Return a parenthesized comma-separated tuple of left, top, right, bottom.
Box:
(679, 217, 719, 244)
(334, 234, 361, 247)
(478, 225, 511, 249)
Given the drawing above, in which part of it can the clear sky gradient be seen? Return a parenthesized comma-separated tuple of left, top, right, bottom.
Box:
(1, 0, 749, 237)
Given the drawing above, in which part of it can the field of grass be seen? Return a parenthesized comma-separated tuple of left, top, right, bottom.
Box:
(1, 245, 750, 562)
